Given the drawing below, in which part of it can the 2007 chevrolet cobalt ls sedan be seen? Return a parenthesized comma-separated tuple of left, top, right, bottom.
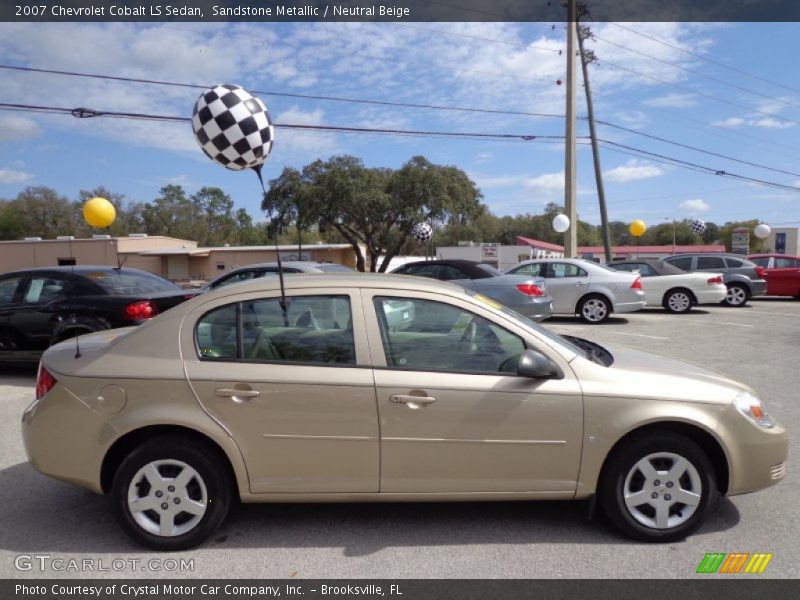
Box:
(22, 274, 787, 550)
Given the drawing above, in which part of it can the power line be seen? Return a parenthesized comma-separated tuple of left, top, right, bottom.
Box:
(0, 102, 561, 142)
(0, 64, 564, 120)
(593, 34, 800, 111)
(5, 63, 800, 179)
(2, 100, 797, 195)
(609, 23, 800, 97)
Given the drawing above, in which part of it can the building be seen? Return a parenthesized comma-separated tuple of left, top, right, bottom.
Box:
(765, 227, 800, 256)
(0, 235, 363, 282)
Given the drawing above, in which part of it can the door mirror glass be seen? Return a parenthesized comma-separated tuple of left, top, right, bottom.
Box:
(517, 348, 562, 379)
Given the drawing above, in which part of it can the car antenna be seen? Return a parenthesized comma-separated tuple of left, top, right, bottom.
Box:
(113, 255, 128, 271)
(268, 220, 290, 326)
(67, 236, 81, 358)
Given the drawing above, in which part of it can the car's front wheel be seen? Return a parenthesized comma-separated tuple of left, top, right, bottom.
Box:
(723, 283, 748, 307)
(110, 435, 232, 550)
(599, 433, 718, 543)
(577, 295, 611, 323)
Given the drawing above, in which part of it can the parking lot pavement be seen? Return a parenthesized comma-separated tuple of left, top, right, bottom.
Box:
(0, 298, 797, 579)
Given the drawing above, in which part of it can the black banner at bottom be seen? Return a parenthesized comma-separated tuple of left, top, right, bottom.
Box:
(3, 580, 800, 600)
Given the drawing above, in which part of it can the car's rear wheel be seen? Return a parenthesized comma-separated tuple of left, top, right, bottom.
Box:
(577, 295, 611, 323)
(599, 433, 718, 543)
(663, 289, 693, 314)
(723, 283, 748, 307)
(111, 436, 231, 550)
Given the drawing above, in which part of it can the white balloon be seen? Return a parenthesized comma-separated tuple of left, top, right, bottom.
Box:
(754, 223, 771, 239)
(553, 213, 570, 233)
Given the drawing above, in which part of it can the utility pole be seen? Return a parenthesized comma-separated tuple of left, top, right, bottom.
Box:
(564, 0, 578, 258)
(577, 16, 612, 263)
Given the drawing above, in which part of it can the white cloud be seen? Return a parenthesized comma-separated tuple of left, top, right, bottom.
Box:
(0, 168, 33, 184)
(524, 171, 564, 195)
(0, 116, 41, 142)
(603, 160, 664, 183)
(751, 118, 795, 129)
(711, 117, 746, 128)
(644, 93, 697, 108)
(679, 199, 711, 213)
(273, 106, 338, 157)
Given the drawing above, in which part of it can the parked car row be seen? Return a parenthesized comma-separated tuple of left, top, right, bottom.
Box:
(0, 252, 792, 364)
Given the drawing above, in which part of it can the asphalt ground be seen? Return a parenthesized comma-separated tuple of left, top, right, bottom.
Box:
(0, 298, 797, 579)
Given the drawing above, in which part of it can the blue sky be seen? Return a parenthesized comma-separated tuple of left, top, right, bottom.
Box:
(0, 21, 799, 230)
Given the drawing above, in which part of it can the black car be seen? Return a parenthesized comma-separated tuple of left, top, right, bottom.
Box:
(0, 266, 197, 363)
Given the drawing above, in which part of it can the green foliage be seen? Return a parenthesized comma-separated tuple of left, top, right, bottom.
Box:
(263, 155, 483, 272)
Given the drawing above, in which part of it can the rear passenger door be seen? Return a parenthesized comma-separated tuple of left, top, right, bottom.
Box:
(542, 262, 589, 313)
(6, 274, 73, 353)
(767, 258, 800, 296)
(184, 290, 379, 493)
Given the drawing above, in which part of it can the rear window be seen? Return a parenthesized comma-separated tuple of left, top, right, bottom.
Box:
(83, 270, 180, 295)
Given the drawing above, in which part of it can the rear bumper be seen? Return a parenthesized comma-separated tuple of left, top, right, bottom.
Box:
(695, 287, 727, 304)
(507, 297, 554, 322)
(613, 295, 646, 314)
(749, 279, 768, 297)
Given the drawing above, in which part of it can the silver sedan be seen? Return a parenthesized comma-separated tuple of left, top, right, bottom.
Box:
(391, 259, 553, 321)
(506, 258, 646, 323)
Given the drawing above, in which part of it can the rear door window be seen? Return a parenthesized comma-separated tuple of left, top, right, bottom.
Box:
(666, 257, 692, 271)
(697, 257, 725, 270)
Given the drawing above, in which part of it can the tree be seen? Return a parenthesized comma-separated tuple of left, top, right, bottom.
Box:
(263, 155, 483, 272)
(142, 185, 205, 241)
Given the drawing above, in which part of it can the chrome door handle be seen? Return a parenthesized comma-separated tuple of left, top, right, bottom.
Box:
(215, 388, 260, 399)
(390, 394, 436, 409)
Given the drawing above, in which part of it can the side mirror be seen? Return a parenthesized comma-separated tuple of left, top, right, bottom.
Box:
(517, 348, 562, 379)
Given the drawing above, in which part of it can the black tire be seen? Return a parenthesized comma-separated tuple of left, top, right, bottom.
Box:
(577, 294, 611, 324)
(663, 289, 693, 314)
(599, 433, 718, 543)
(722, 283, 748, 307)
(110, 435, 232, 551)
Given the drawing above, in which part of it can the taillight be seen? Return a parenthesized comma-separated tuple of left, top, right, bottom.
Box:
(630, 276, 642, 289)
(755, 266, 766, 278)
(123, 300, 158, 320)
(516, 283, 544, 297)
(707, 276, 723, 285)
(36, 364, 57, 400)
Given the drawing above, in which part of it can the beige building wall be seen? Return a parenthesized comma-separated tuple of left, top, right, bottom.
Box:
(767, 228, 800, 256)
(0, 238, 119, 272)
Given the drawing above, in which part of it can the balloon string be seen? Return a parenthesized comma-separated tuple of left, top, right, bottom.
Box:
(253, 165, 266, 194)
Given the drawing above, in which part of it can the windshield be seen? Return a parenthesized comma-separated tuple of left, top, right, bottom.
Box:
(85, 270, 180, 295)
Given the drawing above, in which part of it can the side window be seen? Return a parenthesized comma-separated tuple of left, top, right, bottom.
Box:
(750, 257, 770, 267)
(697, 257, 725, 270)
(725, 258, 745, 268)
(23, 276, 69, 303)
(196, 304, 238, 359)
(373, 297, 526, 374)
(243, 295, 355, 365)
(438, 265, 466, 281)
(666, 257, 692, 271)
(549, 263, 586, 278)
(0, 277, 23, 304)
(639, 264, 658, 277)
(774, 258, 795, 268)
(512, 263, 543, 277)
(214, 270, 256, 289)
(403, 264, 441, 279)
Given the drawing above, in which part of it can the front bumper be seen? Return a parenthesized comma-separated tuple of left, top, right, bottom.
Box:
(715, 404, 788, 496)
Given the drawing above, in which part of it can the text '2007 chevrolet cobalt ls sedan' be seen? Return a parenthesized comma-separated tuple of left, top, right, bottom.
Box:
(23, 273, 787, 549)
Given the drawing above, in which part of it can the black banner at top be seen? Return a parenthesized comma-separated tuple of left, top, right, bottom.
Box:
(4, 0, 800, 23)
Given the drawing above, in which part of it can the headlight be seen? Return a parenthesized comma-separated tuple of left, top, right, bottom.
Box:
(734, 391, 774, 429)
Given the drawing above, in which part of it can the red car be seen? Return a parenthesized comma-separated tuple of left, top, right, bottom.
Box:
(748, 254, 800, 298)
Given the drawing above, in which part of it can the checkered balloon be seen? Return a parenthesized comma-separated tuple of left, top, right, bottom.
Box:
(690, 218, 706, 235)
(192, 84, 274, 171)
(411, 222, 433, 243)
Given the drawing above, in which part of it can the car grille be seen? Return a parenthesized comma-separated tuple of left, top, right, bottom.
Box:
(770, 462, 787, 480)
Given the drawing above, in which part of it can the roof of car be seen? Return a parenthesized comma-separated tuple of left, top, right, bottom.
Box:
(394, 259, 497, 279)
(204, 272, 466, 299)
(1, 265, 156, 276)
(748, 253, 800, 259)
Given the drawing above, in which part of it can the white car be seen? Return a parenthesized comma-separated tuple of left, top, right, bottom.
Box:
(606, 259, 726, 313)
(506, 258, 645, 323)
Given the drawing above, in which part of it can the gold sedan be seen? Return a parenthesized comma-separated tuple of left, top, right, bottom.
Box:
(22, 274, 787, 550)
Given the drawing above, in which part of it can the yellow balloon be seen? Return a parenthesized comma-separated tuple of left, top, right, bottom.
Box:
(629, 219, 647, 237)
(83, 197, 116, 228)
